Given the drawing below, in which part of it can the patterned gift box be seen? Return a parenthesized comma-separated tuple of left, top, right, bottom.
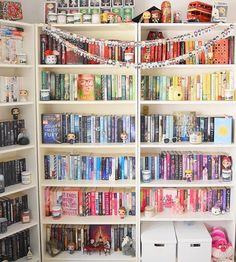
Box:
(2, 1, 23, 20)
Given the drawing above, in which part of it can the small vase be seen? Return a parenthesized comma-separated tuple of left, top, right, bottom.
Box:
(45, 55, 57, 65)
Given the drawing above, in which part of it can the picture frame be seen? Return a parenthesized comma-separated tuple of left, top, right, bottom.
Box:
(80, 0, 89, 7)
(44, 1, 57, 23)
(89, 0, 100, 7)
(69, 0, 79, 7)
(112, 0, 123, 7)
(58, 0, 68, 8)
(101, 0, 111, 7)
(211, 1, 228, 22)
(124, 0, 134, 7)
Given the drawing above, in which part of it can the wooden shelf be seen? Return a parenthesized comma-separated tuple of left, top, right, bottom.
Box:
(0, 64, 33, 68)
(140, 212, 234, 222)
(140, 101, 236, 105)
(140, 180, 234, 188)
(41, 180, 136, 188)
(140, 142, 235, 149)
(0, 102, 34, 107)
(42, 216, 136, 225)
(0, 220, 38, 240)
(0, 144, 35, 154)
(40, 144, 136, 149)
(39, 101, 136, 105)
(43, 251, 136, 261)
(0, 183, 36, 197)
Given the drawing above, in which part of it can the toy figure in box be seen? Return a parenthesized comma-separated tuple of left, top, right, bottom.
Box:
(121, 236, 135, 257)
(210, 227, 233, 261)
(140, 11, 151, 23)
(67, 133, 76, 144)
(151, 10, 161, 23)
(19, 89, 29, 102)
(161, 1, 171, 23)
(11, 107, 20, 120)
(78, 74, 95, 100)
(118, 207, 127, 219)
(221, 156, 232, 182)
(185, 170, 193, 182)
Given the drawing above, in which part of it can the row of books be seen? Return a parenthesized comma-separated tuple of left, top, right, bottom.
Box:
(41, 72, 135, 101)
(45, 187, 136, 217)
(0, 194, 28, 226)
(46, 224, 136, 252)
(141, 153, 231, 181)
(0, 119, 25, 147)
(0, 158, 26, 187)
(0, 229, 30, 262)
(140, 114, 233, 143)
(0, 26, 24, 64)
(40, 34, 135, 65)
(42, 114, 135, 144)
(140, 187, 231, 213)
(0, 76, 23, 103)
(44, 154, 135, 181)
(141, 71, 234, 101)
(141, 37, 235, 64)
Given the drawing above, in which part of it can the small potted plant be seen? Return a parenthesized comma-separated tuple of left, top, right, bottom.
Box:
(44, 50, 58, 64)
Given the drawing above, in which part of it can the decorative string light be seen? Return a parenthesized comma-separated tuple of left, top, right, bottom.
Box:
(42, 24, 235, 69)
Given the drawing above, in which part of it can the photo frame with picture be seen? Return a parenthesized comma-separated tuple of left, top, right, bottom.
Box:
(44, 1, 57, 23)
(80, 0, 89, 7)
(211, 1, 228, 22)
(112, 0, 123, 7)
(89, 0, 100, 7)
(69, 0, 79, 7)
(101, 0, 111, 7)
(124, 0, 134, 7)
(58, 0, 68, 8)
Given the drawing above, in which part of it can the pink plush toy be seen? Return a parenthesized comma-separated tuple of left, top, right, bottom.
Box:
(210, 227, 233, 262)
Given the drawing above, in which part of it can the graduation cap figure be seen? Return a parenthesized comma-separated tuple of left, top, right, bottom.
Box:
(132, 6, 162, 23)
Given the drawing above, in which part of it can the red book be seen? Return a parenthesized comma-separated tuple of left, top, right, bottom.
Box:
(104, 45, 109, 60)
(104, 191, 110, 215)
(62, 190, 79, 216)
(162, 42, 166, 62)
(114, 192, 117, 215)
(90, 191, 96, 216)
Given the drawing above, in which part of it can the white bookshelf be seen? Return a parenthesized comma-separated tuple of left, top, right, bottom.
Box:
(35, 23, 138, 262)
(138, 22, 236, 261)
(0, 20, 40, 261)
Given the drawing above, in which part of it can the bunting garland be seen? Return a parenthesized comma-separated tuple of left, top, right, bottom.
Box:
(42, 23, 235, 68)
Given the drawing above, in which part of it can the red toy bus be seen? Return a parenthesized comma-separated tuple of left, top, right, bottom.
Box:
(187, 1, 212, 22)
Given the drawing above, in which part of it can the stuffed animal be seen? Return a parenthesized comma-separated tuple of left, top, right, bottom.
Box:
(121, 236, 135, 257)
(210, 227, 233, 261)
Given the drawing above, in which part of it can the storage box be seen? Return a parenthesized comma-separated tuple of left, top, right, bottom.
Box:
(175, 222, 211, 262)
(141, 222, 177, 262)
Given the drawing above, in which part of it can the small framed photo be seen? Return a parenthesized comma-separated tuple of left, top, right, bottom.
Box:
(112, 0, 123, 7)
(89, 0, 100, 7)
(69, 0, 79, 7)
(44, 1, 57, 23)
(100, 7, 111, 13)
(58, 0, 68, 8)
(124, 0, 134, 6)
(212, 1, 228, 22)
(101, 0, 111, 7)
(80, 0, 89, 7)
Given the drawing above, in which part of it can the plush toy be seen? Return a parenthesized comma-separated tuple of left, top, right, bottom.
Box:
(121, 236, 135, 257)
(210, 227, 233, 261)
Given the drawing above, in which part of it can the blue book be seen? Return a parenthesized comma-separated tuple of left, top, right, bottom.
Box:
(214, 117, 233, 144)
(42, 114, 62, 144)
(96, 157, 101, 180)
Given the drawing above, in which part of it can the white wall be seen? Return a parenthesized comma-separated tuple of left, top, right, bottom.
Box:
(21, 0, 236, 23)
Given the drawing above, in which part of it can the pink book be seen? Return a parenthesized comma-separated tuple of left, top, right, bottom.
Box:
(104, 191, 110, 216)
(109, 192, 113, 215)
(154, 189, 158, 212)
(166, 152, 170, 180)
(62, 190, 79, 216)
(44, 187, 50, 217)
(158, 189, 163, 212)
(78, 190, 83, 216)
(163, 188, 177, 209)
(114, 192, 118, 215)
(90, 191, 96, 216)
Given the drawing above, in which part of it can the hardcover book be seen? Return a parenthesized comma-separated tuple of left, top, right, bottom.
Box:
(214, 117, 233, 144)
(42, 114, 62, 144)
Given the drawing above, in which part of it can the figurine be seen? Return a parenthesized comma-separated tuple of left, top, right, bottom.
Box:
(19, 89, 29, 102)
(17, 128, 30, 145)
(107, 12, 115, 23)
(212, 204, 221, 215)
(141, 11, 151, 23)
(11, 107, 20, 120)
(118, 207, 127, 219)
(104, 240, 111, 255)
(121, 236, 135, 257)
(120, 132, 128, 143)
(67, 133, 76, 144)
(173, 11, 182, 23)
(27, 246, 33, 260)
(151, 10, 161, 23)
(185, 170, 193, 182)
(161, 1, 171, 23)
(68, 242, 75, 254)
(221, 156, 232, 182)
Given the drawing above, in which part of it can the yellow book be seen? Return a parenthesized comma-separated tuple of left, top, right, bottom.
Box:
(206, 73, 211, 101)
(218, 72, 222, 100)
(202, 74, 207, 100)
(211, 73, 216, 101)
(215, 72, 219, 101)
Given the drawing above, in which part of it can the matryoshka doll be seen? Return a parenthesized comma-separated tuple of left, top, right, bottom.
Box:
(161, 1, 171, 23)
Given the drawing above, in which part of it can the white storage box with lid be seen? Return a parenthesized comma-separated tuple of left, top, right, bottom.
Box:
(175, 222, 211, 262)
(141, 222, 177, 262)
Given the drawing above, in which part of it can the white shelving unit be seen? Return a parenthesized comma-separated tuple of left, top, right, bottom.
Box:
(36, 23, 138, 262)
(0, 20, 40, 262)
(138, 22, 236, 261)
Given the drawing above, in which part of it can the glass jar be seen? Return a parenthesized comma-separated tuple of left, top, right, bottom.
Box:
(142, 170, 151, 183)
(21, 171, 31, 185)
(52, 205, 62, 219)
(57, 13, 67, 24)
(67, 14, 74, 24)
(189, 130, 202, 144)
(83, 14, 92, 24)
(21, 209, 31, 223)
(47, 13, 57, 23)
(74, 13, 82, 23)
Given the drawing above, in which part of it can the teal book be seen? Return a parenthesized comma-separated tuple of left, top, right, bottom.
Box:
(214, 117, 233, 144)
